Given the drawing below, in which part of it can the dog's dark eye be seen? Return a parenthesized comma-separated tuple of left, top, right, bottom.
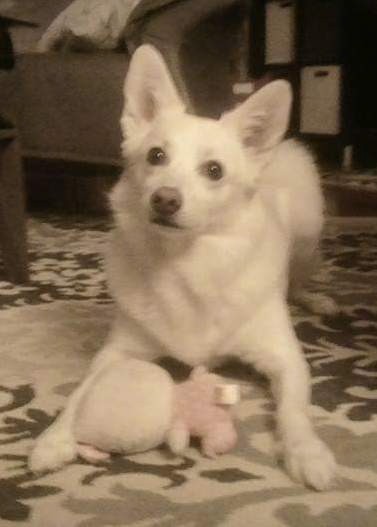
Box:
(147, 147, 167, 165)
(205, 161, 224, 181)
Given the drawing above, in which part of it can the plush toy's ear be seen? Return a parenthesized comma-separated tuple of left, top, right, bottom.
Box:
(221, 80, 292, 152)
(190, 366, 208, 380)
(121, 44, 185, 138)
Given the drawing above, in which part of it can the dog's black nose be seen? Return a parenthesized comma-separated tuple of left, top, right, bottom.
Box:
(150, 187, 182, 216)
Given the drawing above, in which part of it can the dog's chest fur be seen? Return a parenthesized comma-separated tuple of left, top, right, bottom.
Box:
(107, 199, 288, 365)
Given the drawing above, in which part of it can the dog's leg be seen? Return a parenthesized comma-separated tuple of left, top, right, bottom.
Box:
(29, 321, 158, 473)
(238, 294, 337, 490)
(292, 289, 338, 316)
(289, 242, 338, 316)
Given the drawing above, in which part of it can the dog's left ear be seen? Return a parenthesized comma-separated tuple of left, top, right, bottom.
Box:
(221, 80, 292, 152)
(121, 45, 184, 138)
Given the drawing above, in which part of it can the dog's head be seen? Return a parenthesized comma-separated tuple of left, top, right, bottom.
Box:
(112, 45, 292, 236)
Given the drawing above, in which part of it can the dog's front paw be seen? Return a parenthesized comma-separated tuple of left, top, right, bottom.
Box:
(295, 291, 339, 316)
(29, 426, 77, 473)
(284, 437, 337, 491)
(310, 294, 339, 316)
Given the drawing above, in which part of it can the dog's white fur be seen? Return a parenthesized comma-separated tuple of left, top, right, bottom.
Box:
(29, 45, 337, 489)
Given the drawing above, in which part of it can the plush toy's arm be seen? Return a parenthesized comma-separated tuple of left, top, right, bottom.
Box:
(77, 443, 111, 464)
(166, 420, 190, 455)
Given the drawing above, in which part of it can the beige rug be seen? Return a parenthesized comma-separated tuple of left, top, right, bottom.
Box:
(0, 216, 376, 526)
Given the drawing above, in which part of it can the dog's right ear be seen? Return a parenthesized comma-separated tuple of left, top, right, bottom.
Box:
(221, 80, 292, 152)
(121, 45, 184, 138)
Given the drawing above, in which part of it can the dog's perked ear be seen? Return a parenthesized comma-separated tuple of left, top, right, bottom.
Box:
(221, 80, 292, 152)
(121, 45, 184, 138)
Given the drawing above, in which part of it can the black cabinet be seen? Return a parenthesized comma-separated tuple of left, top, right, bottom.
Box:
(249, 0, 377, 168)
(299, 0, 343, 65)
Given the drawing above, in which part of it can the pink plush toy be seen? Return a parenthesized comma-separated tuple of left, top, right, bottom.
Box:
(167, 366, 239, 458)
(73, 359, 239, 463)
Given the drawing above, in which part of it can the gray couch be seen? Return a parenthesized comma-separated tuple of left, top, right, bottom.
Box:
(1, 0, 247, 166)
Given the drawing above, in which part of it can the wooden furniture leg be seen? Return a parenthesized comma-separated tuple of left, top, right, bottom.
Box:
(0, 132, 29, 283)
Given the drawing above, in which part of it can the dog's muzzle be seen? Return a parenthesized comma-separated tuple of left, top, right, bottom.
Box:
(150, 186, 183, 229)
(150, 186, 182, 216)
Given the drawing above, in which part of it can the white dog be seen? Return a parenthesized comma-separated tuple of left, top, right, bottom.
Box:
(29, 45, 337, 490)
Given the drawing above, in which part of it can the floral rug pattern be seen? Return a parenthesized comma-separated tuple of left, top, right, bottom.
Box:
(0, 215, 376, 526)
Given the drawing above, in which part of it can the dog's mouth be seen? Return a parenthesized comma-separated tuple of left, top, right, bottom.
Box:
(151, 216, 183, 230)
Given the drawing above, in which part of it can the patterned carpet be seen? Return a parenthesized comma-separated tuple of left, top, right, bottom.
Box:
(0, 215, 376, 526)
